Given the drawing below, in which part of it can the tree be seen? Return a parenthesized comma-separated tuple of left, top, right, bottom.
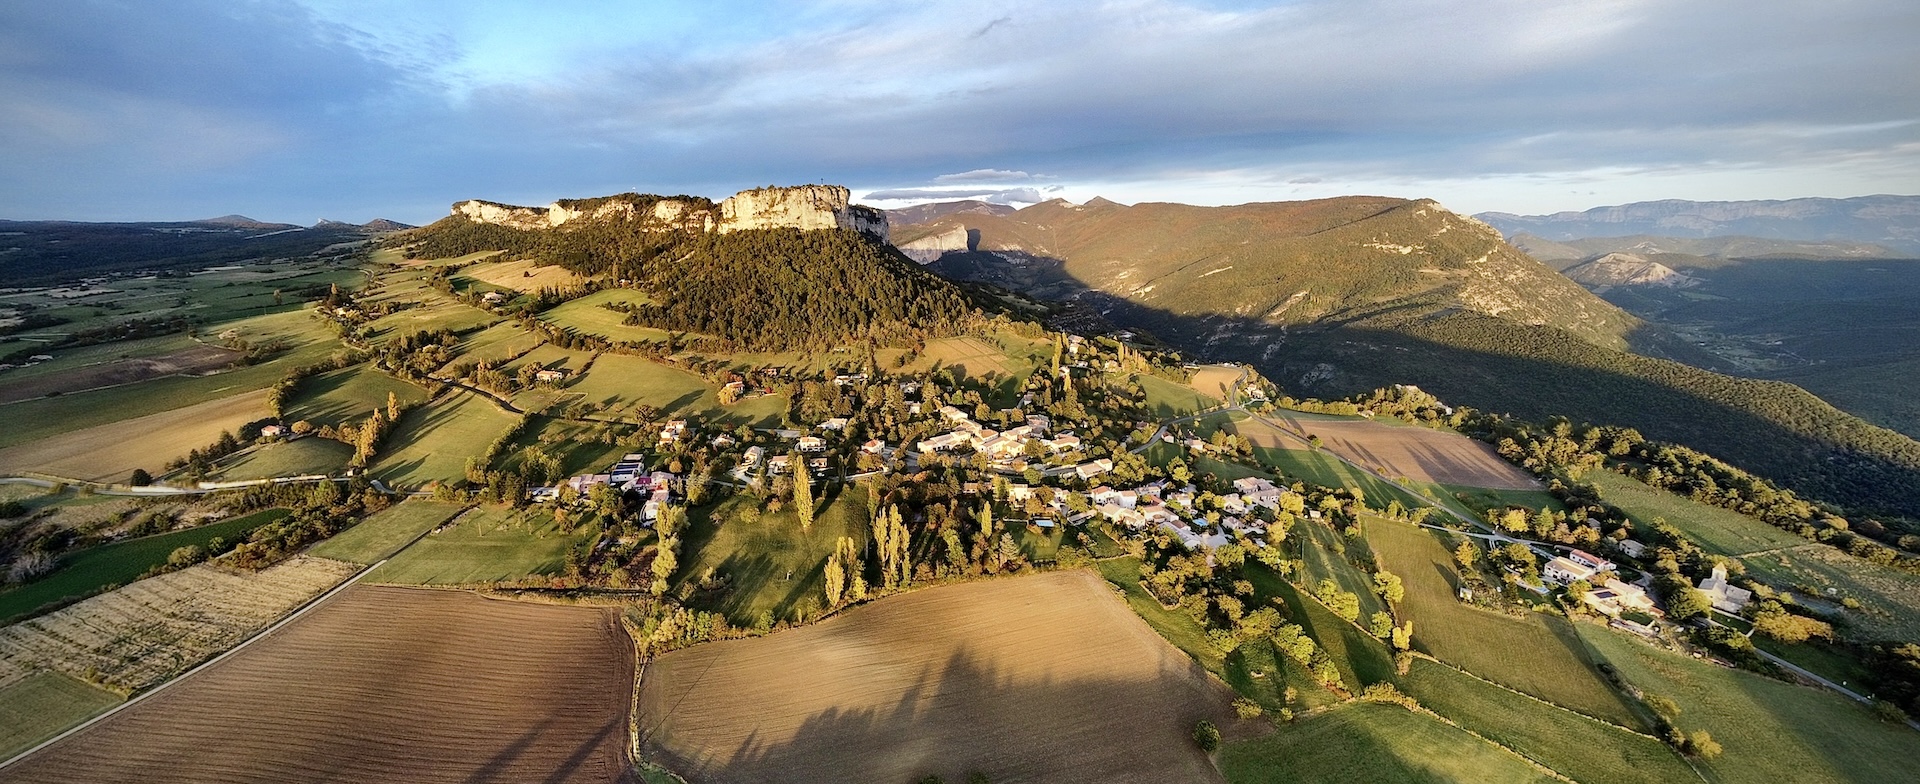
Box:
(792, 452, 814, 531)
(824, 552, 845, 607)
(1390, 620, 1414, 651)
(128, 468, 153, 487)
(1660, 577, 1711, 620)
(651, 536, 678, 596)
(1372, 570, 1404, 604)
(1684, 730, 1722, 759)
(1192, 720, 1220, 752)
(386, 390, 400, 420)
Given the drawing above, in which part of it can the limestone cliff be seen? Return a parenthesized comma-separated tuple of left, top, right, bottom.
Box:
(450, 185, 888, 241)
(896, 224, 972, 264)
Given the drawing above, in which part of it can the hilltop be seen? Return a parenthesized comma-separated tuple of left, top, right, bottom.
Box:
(395, 186, 967, 351)
(905, 196, 1920, 519)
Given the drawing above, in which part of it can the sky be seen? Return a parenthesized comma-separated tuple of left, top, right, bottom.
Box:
(2, 0, 1916, 225)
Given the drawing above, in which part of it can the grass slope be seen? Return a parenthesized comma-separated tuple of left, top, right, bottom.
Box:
(306, 500, 467, 565)
(368, 505, 585, 584)
(1365, 517, 1639, 726)
(1220, 702, 1556, 784)
(1581, 625, 1920, 784)
(676, 487, 871, 624)
(368, 390, 519, 487)
(0, 671, 123, 760)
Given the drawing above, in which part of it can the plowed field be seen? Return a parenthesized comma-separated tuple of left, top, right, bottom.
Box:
(1246, 412, 1537, 489)
(0, 586, 634, 784)
(638, 570, 1237, 784)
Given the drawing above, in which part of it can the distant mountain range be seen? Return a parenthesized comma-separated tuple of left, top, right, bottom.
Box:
(886, 200, 1017, 226)
(1477, 195, 1920, 254)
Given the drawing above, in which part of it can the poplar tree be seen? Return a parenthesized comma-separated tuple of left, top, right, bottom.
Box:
(793, 452, 814, 531)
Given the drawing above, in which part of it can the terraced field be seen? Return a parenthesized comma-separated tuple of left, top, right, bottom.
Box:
(639, 570, 1239, 784)
(0, 586, 633, 784)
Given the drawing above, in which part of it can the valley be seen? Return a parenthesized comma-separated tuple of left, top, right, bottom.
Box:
(0, 186, 1915, 784)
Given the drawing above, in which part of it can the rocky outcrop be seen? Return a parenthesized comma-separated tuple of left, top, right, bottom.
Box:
(450, 185, 889, 241)
(896, 224, 973, 264)
(715, 185, 888, 241)
(1561, 252, 1701, 291)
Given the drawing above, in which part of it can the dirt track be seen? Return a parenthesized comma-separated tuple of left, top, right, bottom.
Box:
(0, 345, 238, 404)
(638, 570, 1237, 784)
(0, 586, 634, 784)
(1255, 412, 1538, 490)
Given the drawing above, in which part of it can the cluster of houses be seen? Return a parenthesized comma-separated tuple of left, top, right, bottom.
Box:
(914, 406, 1080, 463)
(1089, 476, 1291, 551)
(1543, 549, 1663, 629)
(537, 452, 679, 523)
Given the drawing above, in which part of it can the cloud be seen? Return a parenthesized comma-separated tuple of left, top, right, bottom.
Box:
(863, 187, 1047, 204)
(933, 169, 1035, 183)
(1, 0, 1916, 221)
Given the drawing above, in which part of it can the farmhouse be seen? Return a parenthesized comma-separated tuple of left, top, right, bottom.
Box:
(1696, 564, 1753, 614)
(659, 420, 690, 442)
(1074, 458, 1114, 480)
(797, 436, 827, 452)
(1582, 578, 1660, 619)
(258, 424, 288, 439)
(819, 417, 850, 431)
(534, 368, 568, 384)
(1544, 556, 1599, 586)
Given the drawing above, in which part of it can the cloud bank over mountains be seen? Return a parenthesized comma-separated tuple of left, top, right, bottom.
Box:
(2, 0, 1916, 223)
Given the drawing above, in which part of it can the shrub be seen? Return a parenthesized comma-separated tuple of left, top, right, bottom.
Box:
(1192, 720, 1221, 752)
(1233, 698, 1264, 719)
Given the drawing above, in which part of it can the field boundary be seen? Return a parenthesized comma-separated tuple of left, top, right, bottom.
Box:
(0, 556, 382, 771)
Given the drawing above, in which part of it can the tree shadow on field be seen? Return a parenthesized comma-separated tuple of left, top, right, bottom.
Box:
(642, 646, 1237, 784)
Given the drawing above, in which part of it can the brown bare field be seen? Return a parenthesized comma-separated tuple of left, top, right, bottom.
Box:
(0, 344, 239, 404)
(457, 257, 587, 291)
(639, 570, 1238, 784)
(1248, 412, 1538, 490)
(0, 389, 270, 482)
(0, 556, 359, 694)
(1186, 364, 1241, 402)
(0, 586, 634, 784)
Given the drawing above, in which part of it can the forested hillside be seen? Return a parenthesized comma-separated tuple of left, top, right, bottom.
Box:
(914, 197, 1920, 521)
(396, 211, 973, 352)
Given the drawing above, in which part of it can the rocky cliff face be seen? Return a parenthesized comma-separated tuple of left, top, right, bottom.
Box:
(896, 224, 972, 264)
(450, 185, 889, 241)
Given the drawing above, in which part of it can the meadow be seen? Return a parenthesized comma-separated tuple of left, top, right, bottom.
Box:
(305, 500, 467, 565)
(206, 438, 353, 481)
(0, 508, 291, 623)
(1581, 625, 1920, 783)
(1584, 468, 1805, 557)
(1364, 517, 1641, 726)
(0, 671, 122, 761)
(1220, 702, 1555, 784)
(281, 364, 429, 428)
(1137, 372, 1219, 418)
(676, 486, 872, 624)
(1397, 659, 1695, 784)
(367, 389, 520, 488)
(367, 505, 586, 585)
(0, 389, 271, 482)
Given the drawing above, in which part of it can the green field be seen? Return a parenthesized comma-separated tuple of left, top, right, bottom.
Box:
(368, 505, 586, 584)
(360, 290, 497, 343)
(1365, 517, 1640, 726)
(676, 485, 872, 624)
(1741, 544, 1920, 642)
(1442, 485, 1568, 518)
(1137, 373, 1218, 418)
(1586, 469, 1805, 557)
(207, 438, 353, 480)
(0, 671, 124, 759)
(368, 389, 520, 487)
(1294, 521, 1389, 622)
(538, 289, 674, 343)
(0, 508, 290, 622)
(444, 321, 545, 367)
(0, 309, 340, 449)
(1221, 702, 1555, 784)
(560, 353, 783, 426)
(1581, 625, 1920, 783)
(1399, 660, 1695, 784)
(495, 416, 635, 478)
(306, 499, 468, 565)
(1250, 564, 1398, 690)
(283, 364, 429, 428)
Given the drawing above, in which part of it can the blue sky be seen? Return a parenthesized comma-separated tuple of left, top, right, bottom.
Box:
(3, 0, 1916, 224)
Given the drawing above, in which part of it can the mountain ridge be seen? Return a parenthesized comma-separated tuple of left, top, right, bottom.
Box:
(1479, 195, 1920, 253)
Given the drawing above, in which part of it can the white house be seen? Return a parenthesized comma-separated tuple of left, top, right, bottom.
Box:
(1583, 578, 1660, 619)
(797, 436, 827, 453)
(1074, 458, 1114, 480)
(1697, 564, 1753, 614)
(1544, 556, 1600, 586)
